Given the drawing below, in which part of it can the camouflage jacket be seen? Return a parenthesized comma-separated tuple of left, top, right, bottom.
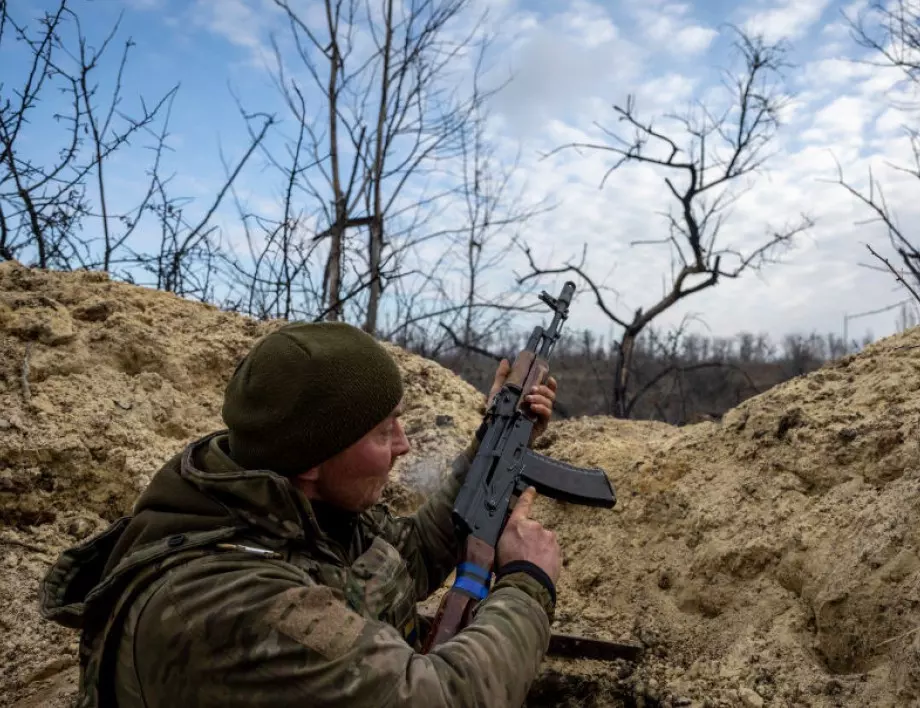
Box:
(40, 431, 553, 707)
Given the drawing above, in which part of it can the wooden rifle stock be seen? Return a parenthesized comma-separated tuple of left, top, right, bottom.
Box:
(422, 536, 494, 652)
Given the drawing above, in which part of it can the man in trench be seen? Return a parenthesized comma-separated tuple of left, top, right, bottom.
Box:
(41, 322, 563, 707)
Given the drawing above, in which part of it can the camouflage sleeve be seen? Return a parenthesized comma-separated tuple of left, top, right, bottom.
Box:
(371, 439, 478, 598)
(131, 555, 551, 708)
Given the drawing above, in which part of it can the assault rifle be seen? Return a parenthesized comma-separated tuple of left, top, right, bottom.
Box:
(423, 281, 616, 651)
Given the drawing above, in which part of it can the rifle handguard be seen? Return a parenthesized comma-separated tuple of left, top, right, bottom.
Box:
(505, 353, 549, 400)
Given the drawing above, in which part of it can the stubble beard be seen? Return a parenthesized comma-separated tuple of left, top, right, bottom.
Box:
(316, 461, 391, 512)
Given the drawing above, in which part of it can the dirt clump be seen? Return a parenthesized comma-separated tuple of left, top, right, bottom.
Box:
(2, 260, 919, 707)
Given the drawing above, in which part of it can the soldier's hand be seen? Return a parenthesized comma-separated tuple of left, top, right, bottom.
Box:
(525, 375, 557, 441)
(487, 358, 557, 442)
(496, 487, 561, 584)
(487, 358, 512, 406)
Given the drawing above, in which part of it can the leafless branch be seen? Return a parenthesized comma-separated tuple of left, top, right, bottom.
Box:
(867, 243, 920, 303)
(523, 26, 807, 418)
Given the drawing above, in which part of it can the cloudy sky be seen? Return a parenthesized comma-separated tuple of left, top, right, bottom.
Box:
(5, 0, 920, 345)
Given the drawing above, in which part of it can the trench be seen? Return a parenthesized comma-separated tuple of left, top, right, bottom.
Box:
(526, 668, 651, 708)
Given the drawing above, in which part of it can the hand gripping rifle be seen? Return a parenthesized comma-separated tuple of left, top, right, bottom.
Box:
(423, 281, 617, 651)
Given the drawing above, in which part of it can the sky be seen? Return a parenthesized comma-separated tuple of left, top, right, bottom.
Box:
(4, 0, 920, 346)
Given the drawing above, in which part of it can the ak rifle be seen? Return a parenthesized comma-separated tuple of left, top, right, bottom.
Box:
(423, 281, 617, 651)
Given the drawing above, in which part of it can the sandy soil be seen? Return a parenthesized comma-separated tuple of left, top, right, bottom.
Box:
(1, 260, 918, 707)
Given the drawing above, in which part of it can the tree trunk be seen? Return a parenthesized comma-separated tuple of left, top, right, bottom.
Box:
(613, 329, 637, 418)
(365, 216, 383, 333)
(364, 0, 393, 336)
(325, 9, 344, 322)
(325, 208, 345, 321)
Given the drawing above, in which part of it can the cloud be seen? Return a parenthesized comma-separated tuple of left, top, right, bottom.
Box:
(124, 0, 166, 8)
(487, 4, 644, 136)
(875, 106, 912, 134)
(187, 0, 283, 64)
(630, 2, 718, 55)
(799, 57, 877, 87)
(800, 95, 877, 147)
(742, 0, 834, 42)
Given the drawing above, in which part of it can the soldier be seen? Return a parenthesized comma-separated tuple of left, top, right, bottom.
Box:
(41, 322, 562, 707)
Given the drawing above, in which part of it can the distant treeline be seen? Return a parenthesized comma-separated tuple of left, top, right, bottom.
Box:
(414, 329, 874, 425)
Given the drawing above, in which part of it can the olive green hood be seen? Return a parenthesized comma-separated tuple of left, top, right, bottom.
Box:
(40, 431, 320, 630)
(103, 431, 316, 575)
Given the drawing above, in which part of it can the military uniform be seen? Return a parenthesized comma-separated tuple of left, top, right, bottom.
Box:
(41, 431, 554, 707)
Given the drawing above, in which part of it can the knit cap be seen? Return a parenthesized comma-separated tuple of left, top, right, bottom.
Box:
(222, 322, 404, 475)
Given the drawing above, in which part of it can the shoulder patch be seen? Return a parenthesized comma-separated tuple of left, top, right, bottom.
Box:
(266, 586, 366, 659)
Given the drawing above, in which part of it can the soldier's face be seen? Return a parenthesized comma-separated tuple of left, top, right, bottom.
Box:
(312, 402, 410, 511)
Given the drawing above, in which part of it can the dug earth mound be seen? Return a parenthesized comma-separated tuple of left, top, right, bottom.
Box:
(1, 260, 918, 707)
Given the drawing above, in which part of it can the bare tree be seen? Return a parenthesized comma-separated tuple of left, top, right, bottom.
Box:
(831, 149, 920, 302)
(520, 27, 812, 418)
(0, 1, 174, 270)
(412, 97, 550, 359)
(137, 107, 275, 301)
(0, 0, 271, 297)
(840, 1, 920, 298)
(237, 0, 507, 335)
(850, 0, 920, 82)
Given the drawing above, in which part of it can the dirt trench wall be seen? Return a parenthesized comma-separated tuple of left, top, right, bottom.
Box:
(529, 336, 920, 706)
(2, 261, 920, 708)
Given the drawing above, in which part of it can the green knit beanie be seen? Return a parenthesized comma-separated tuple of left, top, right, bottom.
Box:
(222, 322, 404, 475)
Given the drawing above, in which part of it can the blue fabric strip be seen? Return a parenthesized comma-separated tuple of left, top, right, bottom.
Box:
(453, 576, 488, 600)
(456, 562, 491, 581)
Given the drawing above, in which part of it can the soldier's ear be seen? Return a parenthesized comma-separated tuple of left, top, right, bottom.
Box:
(293, 466, 321, 483)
